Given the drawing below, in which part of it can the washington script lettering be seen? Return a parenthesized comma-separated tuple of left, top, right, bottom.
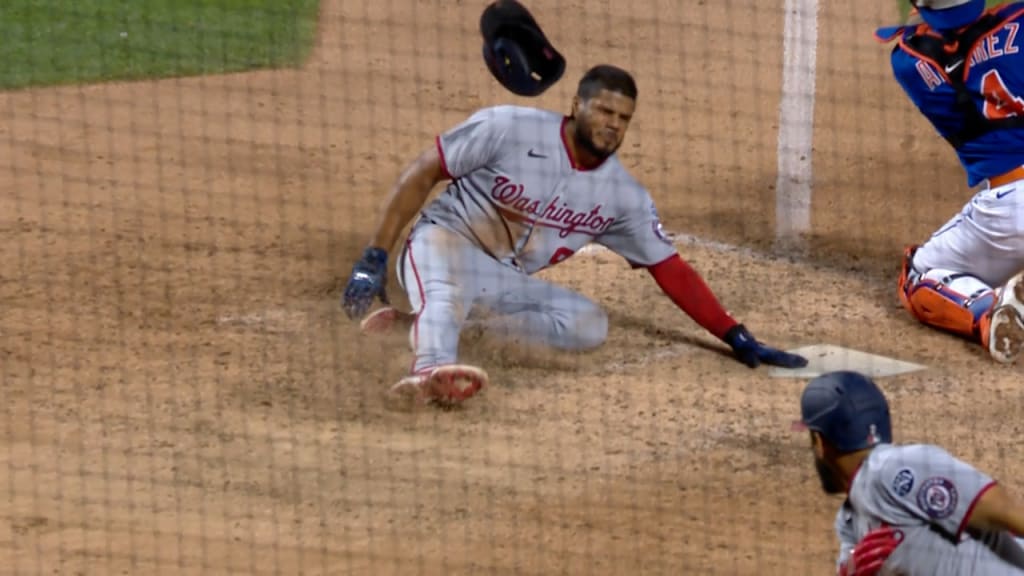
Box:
(489, 176, 615, 238)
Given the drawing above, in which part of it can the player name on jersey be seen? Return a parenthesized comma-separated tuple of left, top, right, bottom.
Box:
(914, 20, 1022, 90)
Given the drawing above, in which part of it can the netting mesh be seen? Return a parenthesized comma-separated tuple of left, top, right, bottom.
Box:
(3, 0, 1024, 574)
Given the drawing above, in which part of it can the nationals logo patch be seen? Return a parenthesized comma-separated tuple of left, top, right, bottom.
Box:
(892, 468, 915, 497)
(649, 204, 672, 245)
(916, 477, 958, 519)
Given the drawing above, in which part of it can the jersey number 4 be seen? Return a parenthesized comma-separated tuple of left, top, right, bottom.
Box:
(981, 70, 1024, 119)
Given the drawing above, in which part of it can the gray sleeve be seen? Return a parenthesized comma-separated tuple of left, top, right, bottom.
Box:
(878, 444, 997, 539)
(436, 107, 510, 179)
(595, 193, 677, 268)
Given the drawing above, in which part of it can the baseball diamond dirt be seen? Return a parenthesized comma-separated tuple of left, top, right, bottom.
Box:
(1, 0, 1023, 574)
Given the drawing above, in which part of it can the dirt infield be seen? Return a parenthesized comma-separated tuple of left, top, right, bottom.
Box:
(2, 0, 1023, 574)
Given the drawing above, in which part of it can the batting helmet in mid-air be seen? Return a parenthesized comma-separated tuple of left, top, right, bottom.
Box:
(480, 0, 565, 97)
(792, 371, 893, 454)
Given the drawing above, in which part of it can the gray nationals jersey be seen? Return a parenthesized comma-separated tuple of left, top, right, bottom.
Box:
(420, 105, 677, 274)
(834, 443, 1024, 575)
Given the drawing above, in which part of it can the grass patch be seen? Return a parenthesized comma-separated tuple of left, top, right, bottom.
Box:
(0, 0, 321, 90)
(898, 0, 1009, 24)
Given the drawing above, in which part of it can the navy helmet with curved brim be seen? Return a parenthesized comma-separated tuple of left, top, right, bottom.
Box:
(480, 0, 566, 97)
(792, 371, 893, 454)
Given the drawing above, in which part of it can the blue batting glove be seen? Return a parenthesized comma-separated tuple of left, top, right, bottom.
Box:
(341, 247, 390, 320)
(723, 324, 808, 369)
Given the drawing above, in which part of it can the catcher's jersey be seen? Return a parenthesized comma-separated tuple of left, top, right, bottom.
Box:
(884, 2, 1024, 187)
(833, 443, 1024, 575)
(419, 105, 676, 275)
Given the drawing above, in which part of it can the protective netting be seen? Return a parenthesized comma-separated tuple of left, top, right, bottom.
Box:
(3, 0, 1022, 574)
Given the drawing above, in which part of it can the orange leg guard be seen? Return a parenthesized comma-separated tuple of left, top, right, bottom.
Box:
(898, 247, 997, 346)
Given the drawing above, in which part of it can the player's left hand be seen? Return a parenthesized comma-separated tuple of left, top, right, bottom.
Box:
(341, 247, 391, 320)
(842, 525, 903, 576)
(723, 324, 808, 369)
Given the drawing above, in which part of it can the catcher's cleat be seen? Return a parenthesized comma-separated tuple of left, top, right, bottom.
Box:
(360, 306, 415, 335)
(385, 365, 488, 409)
(987, 272, 1024, 364)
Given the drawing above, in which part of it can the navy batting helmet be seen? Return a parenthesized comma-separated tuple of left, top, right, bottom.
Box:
(480, 0, 565, 97)
(793, 371, 892, 453)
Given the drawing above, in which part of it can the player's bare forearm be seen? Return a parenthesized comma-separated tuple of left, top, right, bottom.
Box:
(967, 484, 1024, 536)
(368, 147, 446, 252)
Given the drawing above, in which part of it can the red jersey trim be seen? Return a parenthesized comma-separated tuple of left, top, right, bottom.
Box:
(956, 480, 998, 539)
(435, 135, 453, 180)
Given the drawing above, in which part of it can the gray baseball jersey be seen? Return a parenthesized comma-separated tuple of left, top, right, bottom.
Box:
(834, 443, 1024, 575)
(420, 104, 677, 273)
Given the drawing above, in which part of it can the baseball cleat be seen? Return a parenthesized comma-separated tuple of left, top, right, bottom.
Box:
(385, 364, 488, 409)
(987, 272, 1024, 364)
(385, 373, 432, 409)
(359, 306, 415, 335)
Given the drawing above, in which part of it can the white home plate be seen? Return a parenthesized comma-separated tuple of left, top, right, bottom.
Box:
(768, 344, 928, 379)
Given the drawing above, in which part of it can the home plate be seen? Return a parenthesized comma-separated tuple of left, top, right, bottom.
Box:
(767, 344, 927, 379)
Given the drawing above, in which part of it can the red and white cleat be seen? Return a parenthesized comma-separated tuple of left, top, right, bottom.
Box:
(360, 306, 415, 335)
(386, 364, 489, 409)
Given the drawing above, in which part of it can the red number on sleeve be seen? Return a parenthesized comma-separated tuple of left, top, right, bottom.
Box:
(547, 247, 576, 267)
(982, 70, 1024, 119)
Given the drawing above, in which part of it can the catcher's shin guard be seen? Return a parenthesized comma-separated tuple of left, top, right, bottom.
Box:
(898, 248, 997, 343)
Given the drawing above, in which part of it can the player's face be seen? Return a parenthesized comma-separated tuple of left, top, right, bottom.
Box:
(810, 433, 845, 495)
(814, 458, 845, 494)
(573, 89, 635, 159)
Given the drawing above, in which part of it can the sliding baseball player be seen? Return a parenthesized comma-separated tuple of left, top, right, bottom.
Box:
(340, 62, 806, 408)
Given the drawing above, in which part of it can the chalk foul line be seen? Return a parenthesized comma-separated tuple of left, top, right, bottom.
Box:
(578, 231, 791, 264)
(774, 0, 819, 243)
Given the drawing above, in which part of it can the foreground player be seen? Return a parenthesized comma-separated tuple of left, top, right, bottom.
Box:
(340, 64, 807, 407)
(875, 0, 1024, 363)
(795, 370, 1024, 575)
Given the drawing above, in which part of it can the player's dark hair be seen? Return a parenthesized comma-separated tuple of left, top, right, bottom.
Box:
(576, 65, 637, 101)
